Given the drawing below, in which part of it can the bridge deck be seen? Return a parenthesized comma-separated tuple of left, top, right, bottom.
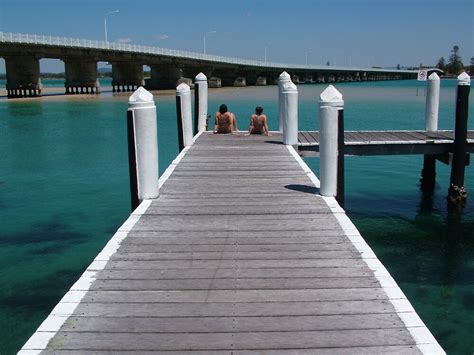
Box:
(21, 133, 443, 354)
(298, 130, 474, 156)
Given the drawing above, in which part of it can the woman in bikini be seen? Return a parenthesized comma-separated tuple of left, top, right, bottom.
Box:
(247, 106, 271, 136)
(214, 104, 239, 134)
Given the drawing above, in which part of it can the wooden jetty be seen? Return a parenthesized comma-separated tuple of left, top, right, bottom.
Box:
(21, 132, 444, 354)
(298, 130, 474, 156)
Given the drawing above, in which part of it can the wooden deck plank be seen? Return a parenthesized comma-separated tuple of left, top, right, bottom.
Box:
(43, 328, 417, 351)
(89, 277, 381, 291)
(61, 313, 405, 333)
(78, 288, 390, 303)
(98, 258, 370, 270)
(40, 346, 422, 354)
(109, 250, 360, 261)
(144, 205, 330, 215)
(72, 299, 399, 318)
(94, 267, 374, 280)
(122, 230, 351, 241)
(117, 242, 356, 253)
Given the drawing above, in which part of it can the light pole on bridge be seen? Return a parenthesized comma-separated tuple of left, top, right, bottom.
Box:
(305, 49, 312, 65)
(104, 10, 119, 44)
(203, 31, 216, 54)
(263, 42, 271, 63)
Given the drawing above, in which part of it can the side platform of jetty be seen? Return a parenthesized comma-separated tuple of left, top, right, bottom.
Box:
(298, 130, 474, 156)
(20, 132, 444, 354)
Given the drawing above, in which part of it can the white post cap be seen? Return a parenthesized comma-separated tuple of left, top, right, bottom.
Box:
(128, 86, 154, 109)
(282, 81, 297, 93)
(279, 71, 291, 80)
(319, 85, 344, 107)
(428, 72, 440, 81)
(176, 82, 191, 93)
(195, 72, 207, 82)
(457, 72, 471, 86)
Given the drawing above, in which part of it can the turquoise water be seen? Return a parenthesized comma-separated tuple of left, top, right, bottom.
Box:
(0, 80, 473, 354)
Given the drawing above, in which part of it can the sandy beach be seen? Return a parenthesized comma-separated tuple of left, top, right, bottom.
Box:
(0, 86, 181, 101)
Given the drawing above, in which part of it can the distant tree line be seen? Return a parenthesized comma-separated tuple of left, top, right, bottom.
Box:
(436, 45, 472, 75)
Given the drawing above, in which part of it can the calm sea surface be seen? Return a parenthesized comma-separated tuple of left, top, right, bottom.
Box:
(0, 79, 473, 354)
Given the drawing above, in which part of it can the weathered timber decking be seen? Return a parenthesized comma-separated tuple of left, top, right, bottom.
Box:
(21, 132, 444, 354)
(298, 130, 474, 156)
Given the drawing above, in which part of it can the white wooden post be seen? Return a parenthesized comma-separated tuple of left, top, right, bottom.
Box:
(421, 72, 441, 189)
(176, 83, 193, 150)
(127, 87, 159, 209)
(279, 71, 291, 132)
(425, 72, 440, 131)
(194, 72, 208, 134)
(319, 85, 344, 197)
(282, 81, 298, 145)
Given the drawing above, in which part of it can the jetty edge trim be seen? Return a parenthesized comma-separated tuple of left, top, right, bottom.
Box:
(18, 132, 203, 354)
(286, 145, 446, 355)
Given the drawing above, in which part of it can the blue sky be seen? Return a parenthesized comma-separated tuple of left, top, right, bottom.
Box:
(0, 0, 472, 72)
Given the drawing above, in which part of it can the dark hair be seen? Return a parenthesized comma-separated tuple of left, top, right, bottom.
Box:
(219, 104, 228, 114)
(255, 106, 263, 115)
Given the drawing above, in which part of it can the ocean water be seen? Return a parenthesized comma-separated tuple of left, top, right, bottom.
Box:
(0, 80, 473, 354)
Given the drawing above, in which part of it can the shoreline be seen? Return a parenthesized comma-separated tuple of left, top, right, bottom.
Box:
(0, 86, 179, 102)
(0, 85, 261, 102)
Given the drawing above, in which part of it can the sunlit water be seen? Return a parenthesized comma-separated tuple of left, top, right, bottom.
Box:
(0, 79, 473, 354)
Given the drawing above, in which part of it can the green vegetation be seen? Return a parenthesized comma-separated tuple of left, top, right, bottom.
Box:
(437, 45, 467, 75)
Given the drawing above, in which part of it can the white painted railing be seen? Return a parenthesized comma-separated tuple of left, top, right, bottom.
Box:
(0, 31, 416, 74)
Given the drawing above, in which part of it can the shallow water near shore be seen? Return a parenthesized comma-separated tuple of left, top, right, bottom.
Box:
(0, 79, 473, 354)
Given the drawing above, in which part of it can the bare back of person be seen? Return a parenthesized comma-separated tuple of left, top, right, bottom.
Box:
(249, 114, 267, 134)
(215, 112, 233, 134)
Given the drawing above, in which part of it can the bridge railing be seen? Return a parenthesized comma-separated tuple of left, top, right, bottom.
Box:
(0, 31, 416, 74)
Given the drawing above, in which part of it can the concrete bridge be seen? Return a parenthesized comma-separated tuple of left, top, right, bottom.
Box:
(0, 32, 418, 98)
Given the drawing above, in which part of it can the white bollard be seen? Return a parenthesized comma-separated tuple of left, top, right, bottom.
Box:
(279, 71, 291, 132)
(425, 72, 440, 132)
(319, 85, 344, 197)
(127, 87, 159, 208)
(194, 72, 208, 133)
(176, 83, 193, 150)
(282, 81, 298, 145)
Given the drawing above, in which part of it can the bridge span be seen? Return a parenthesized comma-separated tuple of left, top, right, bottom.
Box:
(0, 32, 417, 98)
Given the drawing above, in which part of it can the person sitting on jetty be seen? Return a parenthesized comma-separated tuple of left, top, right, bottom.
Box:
(214, 104, 239, 134)
(247, 106, 271, 136)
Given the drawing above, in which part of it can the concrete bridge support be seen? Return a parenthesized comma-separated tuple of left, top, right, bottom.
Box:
(256, 76, 267, 85)
(234, 77, 246, 87)
(111, 62, 144, 92)
(209, 77, 222, 88)
(212, 69, 246, 87)
(5, 56, 43, 98)
(305, 75, 314, 84)
(146, 64, 190, 90)
(245, 75, 267, 86)
(64, 60, 99, 94)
